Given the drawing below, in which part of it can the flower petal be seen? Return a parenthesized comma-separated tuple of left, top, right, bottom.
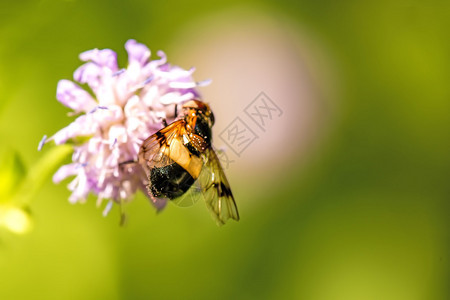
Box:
(159, 91, 195, 105)
(108, 124, 127, 146)
(51, 115, 97, 144)
(57, 80, 97, 113)
(74, 62, 102, 86)
(142, 50, 167, 76)
(53, 163, 79, 183)
(168, 81, 197, 89)
(79, 48, 118, 72)
(89, 104, 123, 126)
(68, 169, 91, 203)
(125, 39, 151, 66)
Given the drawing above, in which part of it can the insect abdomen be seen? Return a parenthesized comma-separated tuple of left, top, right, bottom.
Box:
(149, 163, 195, 200)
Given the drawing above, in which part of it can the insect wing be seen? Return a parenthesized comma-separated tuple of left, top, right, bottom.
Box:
(170, 180, 203, 207)
(138, 120, 186, 171)
(139, 120, 203, 207)
(139, 120, 184, 202)
(199, 148, 239, 225)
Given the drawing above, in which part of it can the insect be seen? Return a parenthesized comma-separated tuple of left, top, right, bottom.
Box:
(138, 99, 239, 225)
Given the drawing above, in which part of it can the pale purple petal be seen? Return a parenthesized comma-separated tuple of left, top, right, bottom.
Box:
(94, 78, 118, 105)
(68, 170, 91, 203)
(160, 66, 195, 80)
(89, 105, 123, 125)
(125, 39, 151, 66)
(159, 91, 195, 105)
(108, 124, 127, 146)
(57, 80, 97, 112)
(123, 95, 143, 117)
(168, 81, 197, 89)
(51, 115, 96, 144)
(87, 136, 102, 153)
(79, 48, 118, 72)
(142, 50, 167, 76)
(53, 163, 79, 183)
(74, 62, 102, 85)
(155, 50, 167, 64)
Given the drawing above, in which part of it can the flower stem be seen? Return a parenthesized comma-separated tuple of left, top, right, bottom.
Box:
(13, 145, 73, 206)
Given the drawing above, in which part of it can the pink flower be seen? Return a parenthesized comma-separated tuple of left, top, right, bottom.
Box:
(42, 40, 206, 215)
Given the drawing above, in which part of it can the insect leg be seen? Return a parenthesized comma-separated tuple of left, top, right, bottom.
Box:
(118, 160, 137, 166)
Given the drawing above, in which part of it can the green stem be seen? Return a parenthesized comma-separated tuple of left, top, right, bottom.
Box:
(13, 145, 73, 206)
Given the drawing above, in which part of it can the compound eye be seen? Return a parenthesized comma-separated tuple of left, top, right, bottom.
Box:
(209, 110, 215, 126)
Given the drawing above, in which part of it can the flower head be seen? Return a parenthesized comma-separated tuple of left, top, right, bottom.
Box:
(43, 39, 206, 214)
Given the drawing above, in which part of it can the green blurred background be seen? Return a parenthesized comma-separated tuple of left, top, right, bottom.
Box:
(1, 0, 449, 299)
